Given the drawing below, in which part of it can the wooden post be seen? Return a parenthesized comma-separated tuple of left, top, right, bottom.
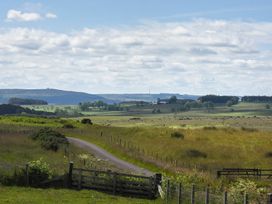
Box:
(178, 183, 182, 204)
(155, 173, 162, 186)
(217, 171, 221, 178)
(68, 162, 74, 187)
(78, 169, 82, 190)
(113, 172, 117, 195)
(149, 176, 154, 199)
(267, 193, 272, 204)
(166, 179, 170, 204)
(205, 187, 210, 204)
(223, 191, 228, 204)
(191, 184, 195, 204)
(244, 192, 248, 204)
(25, 163, 29, 186)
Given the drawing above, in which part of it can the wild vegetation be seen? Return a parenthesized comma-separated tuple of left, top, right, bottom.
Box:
(1, 99, 272, 203)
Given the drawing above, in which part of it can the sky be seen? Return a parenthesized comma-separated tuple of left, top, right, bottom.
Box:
(0, 1, 272, 95)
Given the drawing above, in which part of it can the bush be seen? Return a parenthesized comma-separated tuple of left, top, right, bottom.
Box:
(27, 158, 52, 186)
(203, 126, 217, 130)
(81, 118, 93, 125)
(229, 179, 266, 203)
(186, 149, 207, 158)
(2, 159, 53, 186)
(171, 132, 184, 139)
(265, 152, 272, 158)
(30, 128, 69, 151)
(241, 127, 258, 132)
(62, 124, 75, 129)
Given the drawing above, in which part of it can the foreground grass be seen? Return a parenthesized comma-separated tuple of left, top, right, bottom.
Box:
(0, 186, 162, 204)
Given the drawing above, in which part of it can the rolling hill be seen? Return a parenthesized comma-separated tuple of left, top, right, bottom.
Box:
(0, 89, 199, 105)
(0, 89, 112, 105)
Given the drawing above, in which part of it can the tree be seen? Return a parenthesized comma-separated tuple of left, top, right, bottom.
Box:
(203, 101, 214, 112)
(169, 96, 177, 104)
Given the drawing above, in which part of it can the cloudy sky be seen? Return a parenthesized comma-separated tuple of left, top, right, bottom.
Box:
(0, 0, 272, 95)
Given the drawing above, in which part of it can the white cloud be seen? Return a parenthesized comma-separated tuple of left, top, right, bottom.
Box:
(0, 19, 272, 95)
(6, 9, 42, 22)
(6, 9, 57, 22)
(45, 13, 57, 19)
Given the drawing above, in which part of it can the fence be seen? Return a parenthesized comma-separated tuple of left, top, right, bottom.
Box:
(162, 179, 271, 204)
(67, 162, 162, 198)
(217, 168, 272, 179)
(2, 162, 272, 203)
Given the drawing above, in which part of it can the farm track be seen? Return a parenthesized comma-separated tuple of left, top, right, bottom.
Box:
(68, 137, 154, 176)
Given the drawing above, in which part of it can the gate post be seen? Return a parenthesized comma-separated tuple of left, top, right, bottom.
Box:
(268, 193, 272, 204)
(25, 163, 29, 186)
(191, 184, 195, 204)
(223, 191, 228, 204)
(67, 161, 73, 187)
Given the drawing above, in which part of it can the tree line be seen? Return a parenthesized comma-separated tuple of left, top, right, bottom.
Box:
(241, 96, 272, 103)
(8, 97, 48, 105)
(79, 101, 123, 111)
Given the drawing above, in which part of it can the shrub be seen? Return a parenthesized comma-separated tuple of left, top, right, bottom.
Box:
(62, 124, 75, 129)
(171, 132, 184, 139)
(203, 126, 217, 130)
(81, 118, 93, 125)
(3, 159, 53, 186)
(186, 149, 207, 158)
(265, 152, 272, 158)
(30, 128, 69, 151)
(229, 179, 266, 203)
(241, 127, 258, 132)
(27, 158, 52, 185)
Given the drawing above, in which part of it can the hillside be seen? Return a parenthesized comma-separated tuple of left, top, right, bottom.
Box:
(0, 89, 113, 105)
(0, 89, 198, 105)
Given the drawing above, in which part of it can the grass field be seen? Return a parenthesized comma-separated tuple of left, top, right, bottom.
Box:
(0, 186, 162, 204)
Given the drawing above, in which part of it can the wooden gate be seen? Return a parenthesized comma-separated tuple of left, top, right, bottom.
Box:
(67, 163, 162, 199)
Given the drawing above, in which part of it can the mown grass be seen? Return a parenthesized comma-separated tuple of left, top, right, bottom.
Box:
(0, 186, 162, 204)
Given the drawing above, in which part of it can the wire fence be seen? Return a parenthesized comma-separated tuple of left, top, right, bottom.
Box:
(161, 179, 269, 204)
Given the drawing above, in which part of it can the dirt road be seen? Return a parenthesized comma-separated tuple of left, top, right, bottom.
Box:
(68, 137, 154, 176)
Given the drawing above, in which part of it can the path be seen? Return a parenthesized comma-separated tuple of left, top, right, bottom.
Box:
(67, 137, 154, 176)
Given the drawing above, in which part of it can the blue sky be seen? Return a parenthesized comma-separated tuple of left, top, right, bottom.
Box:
(0, 1, 272, 95)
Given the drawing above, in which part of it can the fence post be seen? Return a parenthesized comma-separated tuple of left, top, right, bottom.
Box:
(178, 183, 182, 204)
(68, 161, 73, 187)
(223, 191, 228, 204)
(113, 172, 117, 195)
(244, 192, 248, 204)
(205, 187, 210, 204)
(166, 179, 170, 204)
(191, 184, 195, 204)
(78, 169, 82, 190)
(267, 193, 272, 204)
(25, 163, 29, 186)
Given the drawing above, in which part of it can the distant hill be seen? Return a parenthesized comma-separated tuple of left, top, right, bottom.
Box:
(0, 89, 199, 105)
(99, 93, 199, 102)
(0, 89, 114, 105)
